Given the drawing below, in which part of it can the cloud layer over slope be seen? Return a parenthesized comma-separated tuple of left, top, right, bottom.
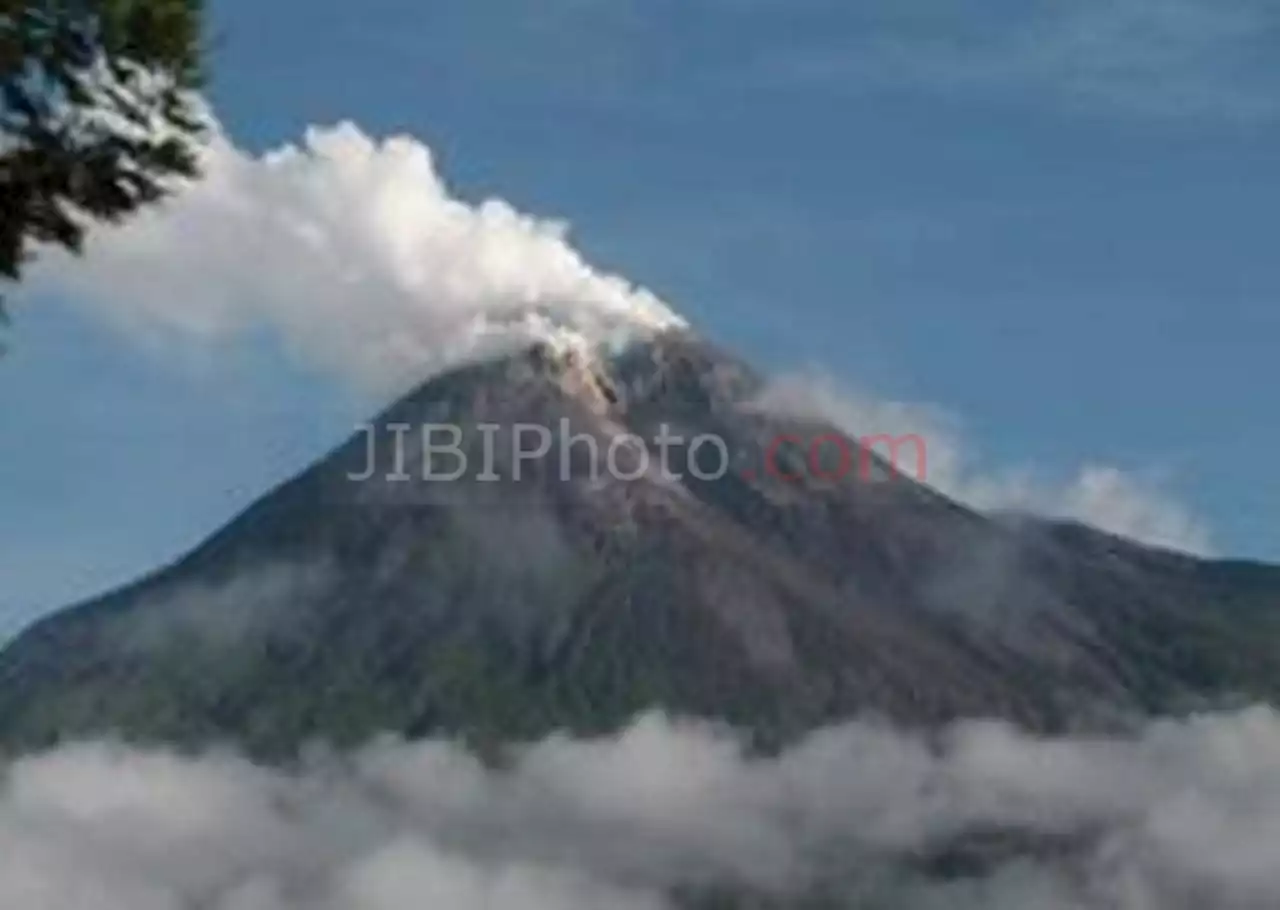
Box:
(757, 373, 1213, 555)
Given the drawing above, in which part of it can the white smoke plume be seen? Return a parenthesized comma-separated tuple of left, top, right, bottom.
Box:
(4, 708, 1280, 909)
(31, 119, 684, 394)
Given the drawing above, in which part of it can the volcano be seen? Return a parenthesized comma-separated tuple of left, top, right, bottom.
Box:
(2, 329, 1279, 758)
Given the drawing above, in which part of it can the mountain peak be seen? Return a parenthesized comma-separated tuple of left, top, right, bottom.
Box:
(2, 334, 1280, 759)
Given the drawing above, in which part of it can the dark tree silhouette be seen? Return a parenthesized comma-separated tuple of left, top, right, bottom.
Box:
(0, 0, 205, 322)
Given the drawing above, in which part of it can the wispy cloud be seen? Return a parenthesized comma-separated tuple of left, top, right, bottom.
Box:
(335, 0, 1279, 122)
(755, 0, 1280, 121)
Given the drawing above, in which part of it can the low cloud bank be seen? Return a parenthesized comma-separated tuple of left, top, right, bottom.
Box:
(5, 708, 1280, 908)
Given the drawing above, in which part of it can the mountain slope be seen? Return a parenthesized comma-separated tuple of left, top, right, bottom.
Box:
(2, 330, 1279, 758)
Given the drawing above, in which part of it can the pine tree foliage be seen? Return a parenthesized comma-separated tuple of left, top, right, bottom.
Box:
(0, 0, 205, 321)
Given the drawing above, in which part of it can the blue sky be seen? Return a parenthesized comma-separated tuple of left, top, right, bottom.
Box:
(2, 0, 1279, 637)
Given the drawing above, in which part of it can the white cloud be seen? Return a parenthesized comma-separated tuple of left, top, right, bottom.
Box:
(30, 120, 683, 395)
(6, 709, 1280, 907)
(756, 373, 1214, 555)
